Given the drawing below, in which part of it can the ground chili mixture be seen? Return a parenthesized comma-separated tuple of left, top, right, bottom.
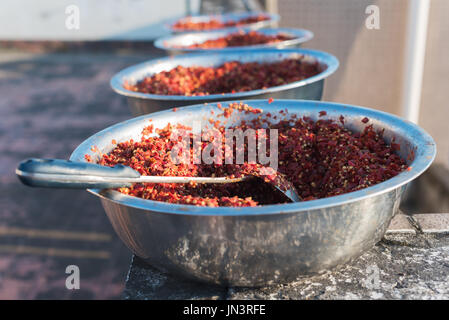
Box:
(171, 15, 270, 31)
(89, 102, 408, 207)
(124, 58, 321, 96)
(180, 30, 294, 49)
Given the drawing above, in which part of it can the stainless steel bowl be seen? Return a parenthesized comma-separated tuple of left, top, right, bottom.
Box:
(165, 12, 279, 34)
(154, 27, 314, 55)
(70, 99, 436, 287)
(110, 48, 339, 116)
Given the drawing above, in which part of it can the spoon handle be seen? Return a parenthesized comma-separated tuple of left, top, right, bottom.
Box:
(16, 158, 140, 189)
(16, 158, 246, 189)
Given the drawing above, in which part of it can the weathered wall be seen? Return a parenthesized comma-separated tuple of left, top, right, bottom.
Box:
(279, 0, 408, 114)
(419, 0, 449, 166)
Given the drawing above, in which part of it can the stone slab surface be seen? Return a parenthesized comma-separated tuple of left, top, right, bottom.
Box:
(229, 232, 449, 300)
(414, 214, 449, 233)
(123, 256, 227, 300)
(124, 215, 449, 300)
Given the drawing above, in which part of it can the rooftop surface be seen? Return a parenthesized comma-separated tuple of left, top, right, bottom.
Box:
(0, 48, 163, 299)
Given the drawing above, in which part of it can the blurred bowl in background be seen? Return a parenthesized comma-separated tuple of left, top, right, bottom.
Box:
(165, 12, 279, 34)
(110, 48, 339, 116)
(154, 27, 314, 55)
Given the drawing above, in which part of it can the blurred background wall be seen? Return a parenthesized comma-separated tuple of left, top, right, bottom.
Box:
(419, 0, 449, 167)
(280, 0, 407, 114)
(278, 0, 448, 167)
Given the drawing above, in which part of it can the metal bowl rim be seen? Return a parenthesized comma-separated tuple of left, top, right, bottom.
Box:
(164, 12, 280, 33)
(109, 48, 339, 101)
(70, 99, 436, 217)
(154, 27, 314, 52)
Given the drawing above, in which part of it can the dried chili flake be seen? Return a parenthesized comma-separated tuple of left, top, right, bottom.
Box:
(95, 102, 407, 207)
(91, 146, 99, 153)
(182, 30, 294, 49)
(142, 124, 154, 136)
(124, 58, 321, 96)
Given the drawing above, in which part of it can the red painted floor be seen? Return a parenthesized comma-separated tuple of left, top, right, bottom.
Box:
(0, 49, 162, 299)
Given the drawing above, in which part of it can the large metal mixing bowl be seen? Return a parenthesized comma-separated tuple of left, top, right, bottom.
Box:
(165, 12, 279, 34)
(70, 100, 436, 287)
(154, 27, 314, 55)
(110, 48, 339, 116)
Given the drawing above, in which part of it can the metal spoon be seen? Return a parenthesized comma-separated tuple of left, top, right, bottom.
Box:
(16, 159, 301, 202)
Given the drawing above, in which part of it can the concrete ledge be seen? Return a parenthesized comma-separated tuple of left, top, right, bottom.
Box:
(414, 213, 449, 233)
(386, 213, 414, 233)
(123, 256, 227, 300)
(124, 214, 449, 300)
(228, 232, 449, 300)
